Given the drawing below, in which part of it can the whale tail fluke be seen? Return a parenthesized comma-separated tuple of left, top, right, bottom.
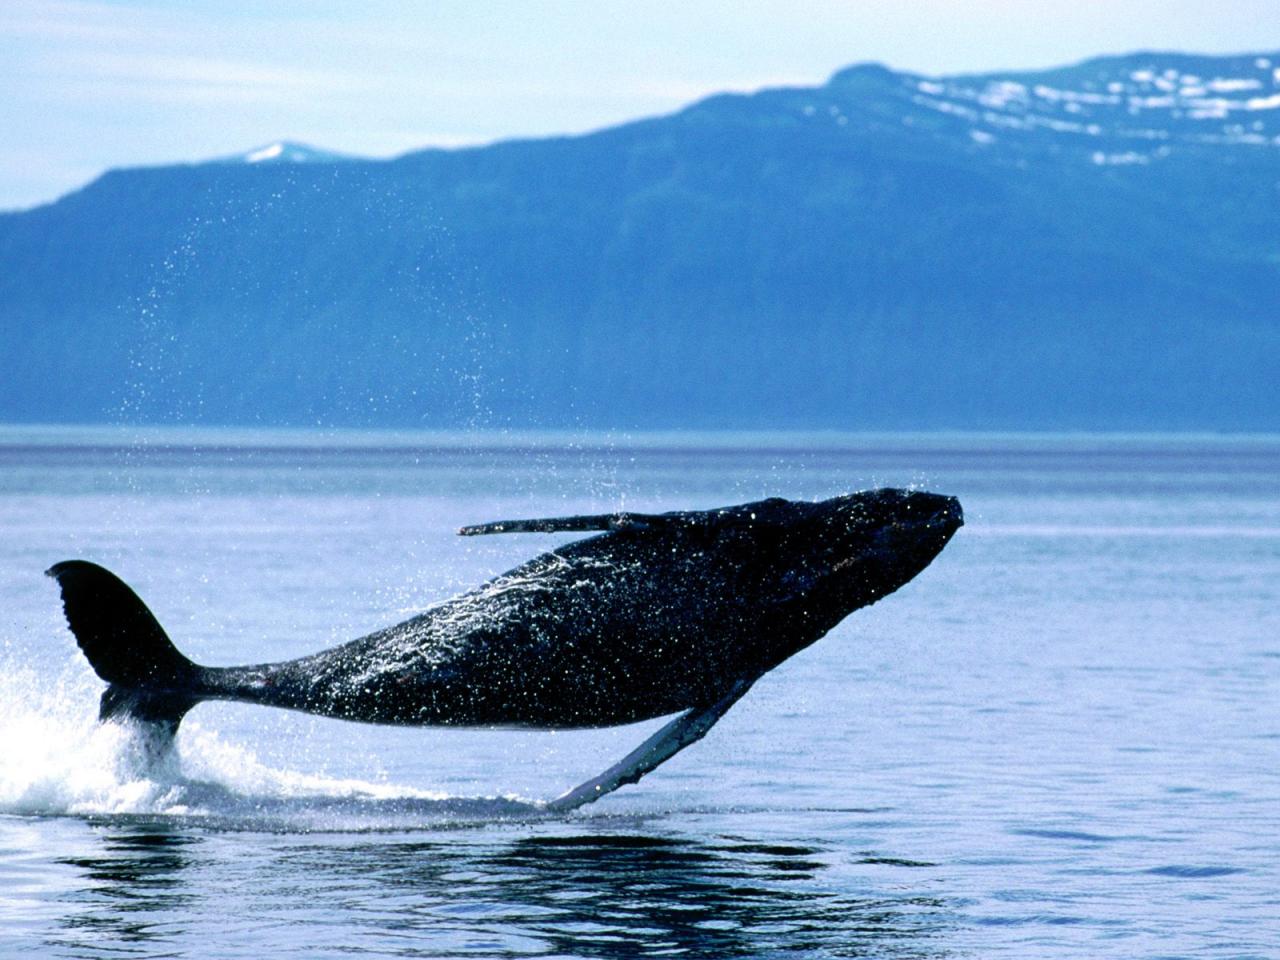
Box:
(46, 560, 203, 737)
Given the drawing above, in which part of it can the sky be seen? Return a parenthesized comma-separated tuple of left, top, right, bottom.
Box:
(4, 0, 1280, 210)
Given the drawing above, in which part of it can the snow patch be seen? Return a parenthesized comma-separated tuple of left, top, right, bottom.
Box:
(1129, 95, 1177, 109)
(912, 94, 979, 121)
(1207, 77, 1262, 92)
(1035, 85, 1120, 105)
(979, 81, 1028, 109)
(1091, 151, 1150, 165)
(246, 142, 285, 163)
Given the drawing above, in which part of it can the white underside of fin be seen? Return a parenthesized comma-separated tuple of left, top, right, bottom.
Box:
(544, 676, 756, 813)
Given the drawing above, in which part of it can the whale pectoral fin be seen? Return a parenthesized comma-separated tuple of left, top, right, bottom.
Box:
(544, 677, 756, 813)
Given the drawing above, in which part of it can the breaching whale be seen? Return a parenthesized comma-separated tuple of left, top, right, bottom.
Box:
(47, 488, 961, 809)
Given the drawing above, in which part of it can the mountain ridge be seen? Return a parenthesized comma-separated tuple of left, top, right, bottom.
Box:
(51, 49, 1280, 192)
(1, 51, 1277, 431)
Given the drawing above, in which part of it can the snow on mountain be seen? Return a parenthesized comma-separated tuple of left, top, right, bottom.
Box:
(227, 141, 358, 165)
(893, 52, 1280, 161)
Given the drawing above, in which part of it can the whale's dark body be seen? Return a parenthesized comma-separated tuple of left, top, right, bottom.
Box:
(48, 489, 961, 806)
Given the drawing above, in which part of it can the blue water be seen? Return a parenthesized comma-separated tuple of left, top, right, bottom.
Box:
(0, 427, 1277, 958)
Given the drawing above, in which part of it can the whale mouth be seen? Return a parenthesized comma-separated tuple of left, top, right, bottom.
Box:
(903, 491, 963, 533)
(876, 490, 963, 531)
(916, 495, 963, 545)
(936, 495, 964, 529)
(820, 490, 963, 573)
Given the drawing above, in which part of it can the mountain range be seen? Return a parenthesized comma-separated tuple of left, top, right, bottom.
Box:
(2, 51, 1278, 430)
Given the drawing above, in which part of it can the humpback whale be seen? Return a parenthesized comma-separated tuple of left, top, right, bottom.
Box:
(47, 488, 961, 809)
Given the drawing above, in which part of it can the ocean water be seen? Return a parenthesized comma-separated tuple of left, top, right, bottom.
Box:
(0, 427, 1276, 958)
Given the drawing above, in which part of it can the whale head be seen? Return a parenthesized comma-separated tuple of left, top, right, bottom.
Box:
(764, 488, 960, 604)
(694, 488, 963, 668)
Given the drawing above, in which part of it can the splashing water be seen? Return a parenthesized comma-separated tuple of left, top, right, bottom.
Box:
(0, 658, 544, 829)
(0, 663, 167, 816)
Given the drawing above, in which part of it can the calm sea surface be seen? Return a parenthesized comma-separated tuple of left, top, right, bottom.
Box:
(0, 428, 1276, 958)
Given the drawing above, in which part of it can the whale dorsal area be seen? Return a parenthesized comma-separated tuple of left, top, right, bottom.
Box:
(458, 512, 663, 536)
(457, 498, 793, 537)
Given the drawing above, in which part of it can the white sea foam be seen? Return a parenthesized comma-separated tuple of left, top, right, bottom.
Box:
(0, 658, 537, 826)
(0, 664, 167, 815)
